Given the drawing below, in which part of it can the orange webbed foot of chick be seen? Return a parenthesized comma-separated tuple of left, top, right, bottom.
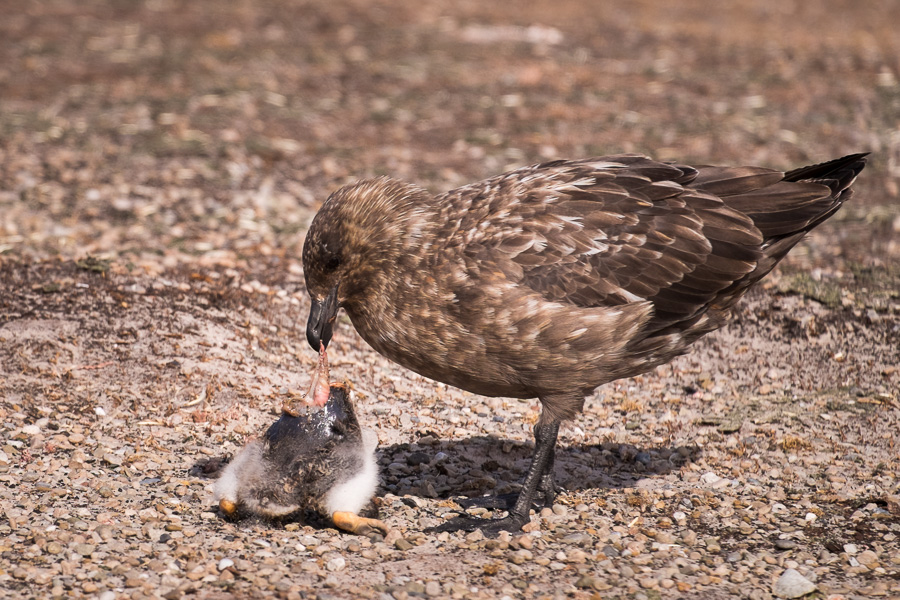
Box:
(219, 498, 238, 516)
(332, 511, 390, 536)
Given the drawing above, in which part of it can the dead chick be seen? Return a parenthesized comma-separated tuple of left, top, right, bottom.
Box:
(214, 382, 387, 536)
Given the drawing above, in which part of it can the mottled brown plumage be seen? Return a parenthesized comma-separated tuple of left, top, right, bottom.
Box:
(302, 152, 867, 534)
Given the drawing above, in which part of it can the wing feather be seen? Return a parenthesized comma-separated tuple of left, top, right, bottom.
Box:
(435, 154, 838, 334)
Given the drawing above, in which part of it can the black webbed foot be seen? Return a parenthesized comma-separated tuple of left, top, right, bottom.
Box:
(452, 482, 564, 512)
(427, 419, 562, 538)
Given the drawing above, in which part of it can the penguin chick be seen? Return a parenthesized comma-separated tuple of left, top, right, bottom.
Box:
(213, 383, 388, 536)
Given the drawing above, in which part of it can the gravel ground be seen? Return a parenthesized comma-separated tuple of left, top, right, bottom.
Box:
(2, 1, 900, 599)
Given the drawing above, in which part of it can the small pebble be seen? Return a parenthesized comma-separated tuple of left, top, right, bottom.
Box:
(103, 453, 123, 466)
(700, 472, 722, 486)
(405, 582, 425, 594)
(575, 575, 604, 590)
(45, 542, 64, 555)
(515, 535, 533, 550)
(394, 539, 413, 551)
(602, 545, 620, 557)
(655, 531, 676, 544)
(775, 539, 798, 551)
(406, 452, 430, 466)
(857, 550, 878, 566)
(218, 558, 234, 571)
(773, 568, 817, 598)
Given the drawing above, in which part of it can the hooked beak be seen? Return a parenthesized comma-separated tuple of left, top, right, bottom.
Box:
(306, 286, 339, 351)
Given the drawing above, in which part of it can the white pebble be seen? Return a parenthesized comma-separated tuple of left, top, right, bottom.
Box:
(843, 543, 858, 555)
(700, 472, 722, 485)
(773, 568, 817, 598)
(217, 558, 234, 571)
(326, 556, 346, 572)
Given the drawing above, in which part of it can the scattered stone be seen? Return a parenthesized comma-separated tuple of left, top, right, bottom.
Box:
(655, 531, 676, 544)
(773, 568, 817, 598)
(406, 452, 430, 466)
(887, 495, 900, 516)
(575, 575, 605, 590)
(394, 538, 414, 551)
(681, 530, 698, 546)
(405, 582, 426, 595)
(218, 558, 234, 571)
(45, 542, 64, 555)
(857, 550, 878, 567)
(700, 472, 722, 486)
(103, 453, 122, 466)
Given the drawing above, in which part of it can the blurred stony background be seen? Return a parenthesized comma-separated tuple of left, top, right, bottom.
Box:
(1, 1, 898, 599)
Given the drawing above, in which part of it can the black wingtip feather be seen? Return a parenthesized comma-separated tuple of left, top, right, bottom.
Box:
(783, 152, 869, 189)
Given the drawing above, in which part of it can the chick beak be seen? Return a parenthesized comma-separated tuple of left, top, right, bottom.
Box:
(307, 286, 339, 352)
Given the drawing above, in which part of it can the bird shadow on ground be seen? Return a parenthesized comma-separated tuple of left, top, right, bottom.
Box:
(376, 436, 699, 501)
(193, 437, 699, 493)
